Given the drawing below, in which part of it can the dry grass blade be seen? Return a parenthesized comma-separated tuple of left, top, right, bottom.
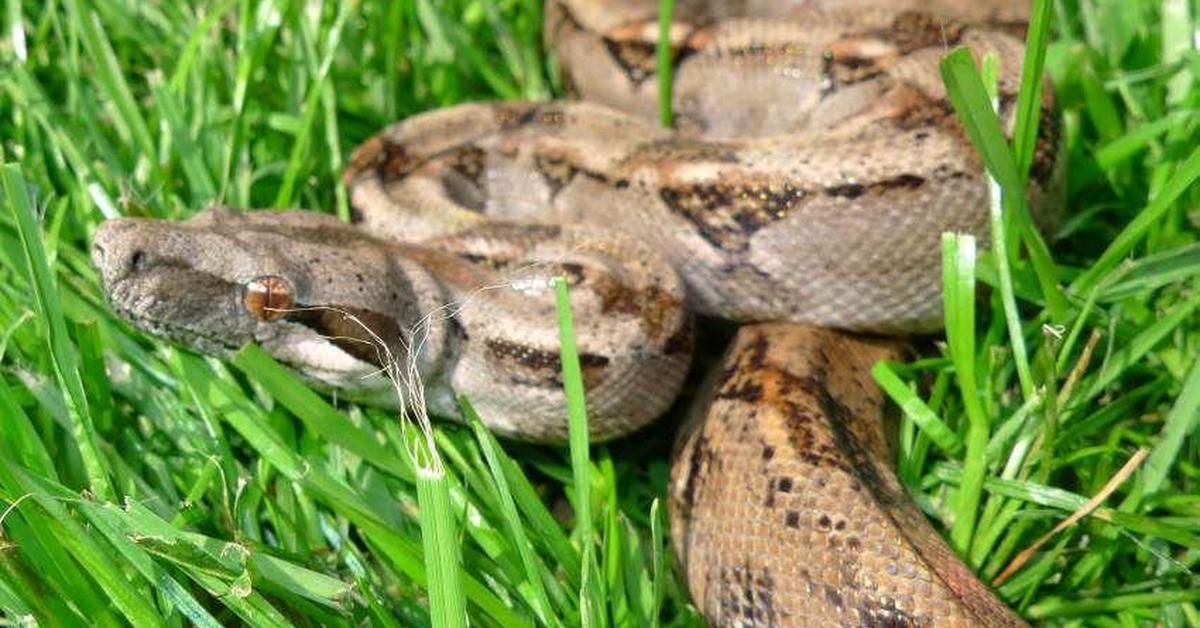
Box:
(993, 447, 1150, 586)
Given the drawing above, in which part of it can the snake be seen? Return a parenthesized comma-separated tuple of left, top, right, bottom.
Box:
(90, 0, 1062, 625)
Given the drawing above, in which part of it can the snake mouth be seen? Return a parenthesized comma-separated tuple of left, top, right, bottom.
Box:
(107, 300, 243, 357)
(101, 261, 408, 377)
(101, 263, 257, 357)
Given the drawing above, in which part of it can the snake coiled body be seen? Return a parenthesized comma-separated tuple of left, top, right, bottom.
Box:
(671, 324, 1025, 626)
(346, 2, 1061, 335)
(92, 0, 1060, 625)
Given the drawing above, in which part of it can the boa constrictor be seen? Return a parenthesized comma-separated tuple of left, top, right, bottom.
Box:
(92, 0, 1061, 625)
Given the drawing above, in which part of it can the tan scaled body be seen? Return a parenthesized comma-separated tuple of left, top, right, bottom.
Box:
(671, 324, 1025, 626)
(346, 6, 1060, 332)
(93, 0, 1056, 625)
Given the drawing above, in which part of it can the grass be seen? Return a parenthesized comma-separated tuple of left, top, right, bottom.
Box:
(1, 0, 1199, 625)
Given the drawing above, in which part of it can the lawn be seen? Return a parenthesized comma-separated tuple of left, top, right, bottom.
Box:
(1, 0, 1199, 626)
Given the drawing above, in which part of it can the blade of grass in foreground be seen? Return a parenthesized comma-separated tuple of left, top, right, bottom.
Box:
(656, 0, 676, 127)
(181, 350, 520, 625)
(0, 463, 165, 627)
(3, 164, 111, 499)
(554, 277, 606, 627)
(872, 361, 963, 456)
(414, 440, 466, 628)
(554, 277, 592, 539)
(1010, 0, 1053, 182)
(649, 498, 666, 628)
(939, 46, 1067, 321)
(941, 49, 1033, 401)
(939, 49, 1022, 199)
(941, 232, 989, 555)
(231, 344, 414, 482)
(465, 398, 559, 626)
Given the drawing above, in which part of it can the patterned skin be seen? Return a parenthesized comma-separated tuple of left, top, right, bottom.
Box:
(93, 1, 1055, 625)
(670, 324, 1025, 626)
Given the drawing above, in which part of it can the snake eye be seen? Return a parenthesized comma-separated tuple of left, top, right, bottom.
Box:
(243, 275, 294, 322)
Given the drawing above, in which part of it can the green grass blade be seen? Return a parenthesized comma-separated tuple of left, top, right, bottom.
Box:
(1081, 287, 1200, 402)
(1162, 0, 1194, 106)
(415, 452, 466, 628)
(273, 1, 351, 208)
(61, 0, 157, 169)
(230, 344, 414, 482)
(554, 278, 592, 538)
(501, 452, 583, 589)
(0, 376, 57, 477)
(1010, 0, 1053, 177)
(1097, 242, 1200, 302)
(939, 48, 1021, 191)
(2, 164, 110, 499)
(984, 390, 1045, 464)
(649, 498, 665, 628)
(553, 277, 606, 627)
(465, 398, 559, 626)
(1095, 112, 1193, 170)
(941, 232, 988, 554)
(932, 464, 1200, 549)
(1139, 359, 1200, 494)
(0, 475, 120, 626)
(151, 82, 217, 204)
(872, 361, 963, 455)
(1072, 145, 1200, 293)
(75, 504, 225, 628)
(0, 464, 165, 628)
(940, 46, 1067, 320)
(180, 351, 523, 625)
(4, 0, 25, 64)
(656, 0, 676, 127)
(1028, 588, 1200, 619)
(980, 53, 1035, 401)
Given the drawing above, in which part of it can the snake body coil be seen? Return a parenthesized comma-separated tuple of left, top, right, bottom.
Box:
(92, 1, 1061, 625)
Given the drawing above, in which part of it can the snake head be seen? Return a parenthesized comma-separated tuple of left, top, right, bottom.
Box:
(93, 208, 261, 356)
(92, 208, 434, 403)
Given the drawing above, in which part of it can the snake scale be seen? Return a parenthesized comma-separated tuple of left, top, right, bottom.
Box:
(91, 0, 1062, 625)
